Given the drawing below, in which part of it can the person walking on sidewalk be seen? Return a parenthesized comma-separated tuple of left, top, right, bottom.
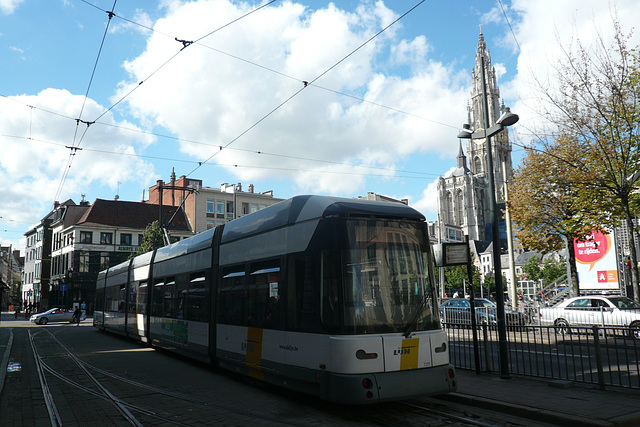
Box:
(73, 307, 82, 326)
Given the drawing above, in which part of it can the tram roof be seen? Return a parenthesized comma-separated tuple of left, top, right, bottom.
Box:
(221, 195, 425, 244)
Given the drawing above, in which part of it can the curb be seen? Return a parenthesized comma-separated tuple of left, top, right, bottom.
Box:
(437, 392, 613, 426)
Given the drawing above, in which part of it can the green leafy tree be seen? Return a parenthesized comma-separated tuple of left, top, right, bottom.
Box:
(522, 256, 542, 282)
(522, 255, 567, 286)
(130, 221, 166, 258)
(541, 258, 567, 285)
(444, 264, 481, 296)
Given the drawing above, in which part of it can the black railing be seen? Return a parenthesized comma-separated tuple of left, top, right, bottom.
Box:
(444, 322, 640, 390)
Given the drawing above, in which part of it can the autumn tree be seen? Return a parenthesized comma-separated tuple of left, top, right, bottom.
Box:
(525, 18, 640, 300)
(508, 133, 608, 296)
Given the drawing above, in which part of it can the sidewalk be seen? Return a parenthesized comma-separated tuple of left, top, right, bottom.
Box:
(443, 366, 640, 426)
(1, 310, 640, 425)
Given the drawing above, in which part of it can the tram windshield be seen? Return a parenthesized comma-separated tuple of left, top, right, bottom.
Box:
(323, 219, 439, 334)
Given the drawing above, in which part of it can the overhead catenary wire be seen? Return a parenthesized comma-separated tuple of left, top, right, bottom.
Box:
(1, 0, 457, 210)
(53, 0, 118, 203)
(185, 0, 427, 177)
(1, 133, 442, 180)
(51, 0, 275, 205)
(0, 92, 443, 177)
(91, 0, 276, 124)
(1, 0, 462, 191)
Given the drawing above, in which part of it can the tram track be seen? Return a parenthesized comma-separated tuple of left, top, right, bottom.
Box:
(20, 326, 552, 427)
(27, 329, 307, 426)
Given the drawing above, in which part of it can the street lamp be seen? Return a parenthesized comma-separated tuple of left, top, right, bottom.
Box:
(457, 55, 519, 379)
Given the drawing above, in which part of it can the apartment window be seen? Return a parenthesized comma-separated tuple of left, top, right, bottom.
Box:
(206, 221, 215, 230)
(138, 234, 144, 245)
(120, 233, 132, 245)
(79, 252, 90, 273)
(206, 199, 215, 218)
(80, 231, 92, 244)
(216, 200, 225, 218)
(100, 232, 113, 244)
(250, 204, 258, 213)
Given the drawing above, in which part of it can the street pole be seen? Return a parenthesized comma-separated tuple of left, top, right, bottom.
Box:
(503, 161, 518, 310)
(479, 54, 510, 379)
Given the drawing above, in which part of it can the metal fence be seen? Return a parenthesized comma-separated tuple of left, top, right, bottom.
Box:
(444, 322, 640, 390)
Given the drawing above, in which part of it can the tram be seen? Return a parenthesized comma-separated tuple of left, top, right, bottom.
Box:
(94, 195, 456, 404)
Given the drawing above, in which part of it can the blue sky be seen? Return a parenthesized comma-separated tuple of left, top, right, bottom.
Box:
(2, 0, 639, 253)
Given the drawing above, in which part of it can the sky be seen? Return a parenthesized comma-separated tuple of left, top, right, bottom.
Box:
(2, 0, 640, 254)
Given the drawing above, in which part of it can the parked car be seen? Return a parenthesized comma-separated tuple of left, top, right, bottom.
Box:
(30, 308, 76, 325)
(539, 295, 640, 338)
(439, 298, 526, 327)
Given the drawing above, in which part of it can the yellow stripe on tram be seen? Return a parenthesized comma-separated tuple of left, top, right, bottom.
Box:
(246, 327, 264, 380)
(399, 338, 419, 371)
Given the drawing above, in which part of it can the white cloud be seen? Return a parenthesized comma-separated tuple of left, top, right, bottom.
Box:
(110, 9, 154, 35)
(0, 89, 157, 226)
(412, 175, 446, 218)
(115, 0, 469, 196)
(0, 0, 23, 14)
(505, 0, 640, 135)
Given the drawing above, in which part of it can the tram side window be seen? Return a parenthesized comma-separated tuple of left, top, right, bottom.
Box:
(151, 279, 165, 317)
(129, 281, 139, 314)
(95, 287, 105, 312)
(287, 254, 321, 332)
(118, 283, 127, 313)
(106, 283, 125, 312)
(164, 277, 177, 317)
(137, 281, 147, 315)
(184, 272, 208, 322)
(248, 261, 281, 329)
(218, 268, 246, 325)
(320, 251, 340, 330)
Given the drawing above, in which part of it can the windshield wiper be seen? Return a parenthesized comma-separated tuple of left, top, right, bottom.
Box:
(403, 290, 432, 338)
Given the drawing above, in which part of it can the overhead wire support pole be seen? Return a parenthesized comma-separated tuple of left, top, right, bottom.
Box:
(458, 56, 519, 380)
(479, 54, 510, 379)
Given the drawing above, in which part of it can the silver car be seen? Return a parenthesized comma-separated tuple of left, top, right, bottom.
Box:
(540, 296, 640, 338)
(30, 308, 76, 325)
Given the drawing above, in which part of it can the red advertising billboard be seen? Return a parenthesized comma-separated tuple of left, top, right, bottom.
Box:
(574, 230, 619, 291)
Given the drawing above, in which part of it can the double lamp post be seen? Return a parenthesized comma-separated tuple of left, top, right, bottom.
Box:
(457, 54, 519, 379)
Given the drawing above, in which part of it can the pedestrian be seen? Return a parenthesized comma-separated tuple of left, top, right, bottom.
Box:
(453, 291, 459, 298)
(73, 307, 82, 326)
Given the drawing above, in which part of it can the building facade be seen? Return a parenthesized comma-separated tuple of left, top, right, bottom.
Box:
(0, 245, 23, 311)
(23, 204, 61, 310)
(48, 198, 192, 312)
(147, 170, 284, 234)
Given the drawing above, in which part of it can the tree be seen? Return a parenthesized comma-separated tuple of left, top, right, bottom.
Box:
(522, 256, 542, 282)
(130, 221, 166, 258)
(509, 134, 607, 296)
(521, 255, 567, 285)
(444, 264, 481, 295)
(528, 18, 640, 300)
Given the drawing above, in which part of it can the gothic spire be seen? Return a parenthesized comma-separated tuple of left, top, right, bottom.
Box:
(456, 140, 469, 171)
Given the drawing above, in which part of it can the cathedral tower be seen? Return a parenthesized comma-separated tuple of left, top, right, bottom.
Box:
(436, 31, 513, 244)
(466, 30, 513, 201)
